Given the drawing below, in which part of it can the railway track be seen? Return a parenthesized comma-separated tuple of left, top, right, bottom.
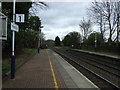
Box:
(52, 48, 120, 90)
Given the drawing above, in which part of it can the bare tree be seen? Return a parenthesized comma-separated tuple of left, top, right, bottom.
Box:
(79, 18, 92, 41)
(88, 1, 107, 41)
(29, 2, 48, 16)
(89, 0, 120, 46)
(113, 1, 120, 46)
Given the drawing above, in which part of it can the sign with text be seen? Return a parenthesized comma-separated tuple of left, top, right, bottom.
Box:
(11, 22, 19, 32)
(16, 14, 25, 23)
(0, 12, 7, 40)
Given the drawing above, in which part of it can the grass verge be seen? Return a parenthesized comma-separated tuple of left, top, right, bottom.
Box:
(2, 48, 37, 79)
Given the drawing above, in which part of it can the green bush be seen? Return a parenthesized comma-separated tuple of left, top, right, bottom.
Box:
(2, 29, 38, 54)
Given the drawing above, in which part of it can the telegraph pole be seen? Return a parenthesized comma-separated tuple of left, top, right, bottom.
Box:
(11, 0, 16, 79)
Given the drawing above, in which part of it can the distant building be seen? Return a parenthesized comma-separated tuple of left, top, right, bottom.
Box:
(46, 40, 55, 48)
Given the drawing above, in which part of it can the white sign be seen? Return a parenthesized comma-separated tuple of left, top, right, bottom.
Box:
(11, 22, 19, 32)
(16, 14, 25, 23)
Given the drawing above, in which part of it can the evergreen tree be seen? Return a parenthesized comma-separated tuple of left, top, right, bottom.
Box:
(54, 36, 61, 46)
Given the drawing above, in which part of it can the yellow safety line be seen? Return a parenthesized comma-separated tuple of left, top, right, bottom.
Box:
(46, 50, 58, 90)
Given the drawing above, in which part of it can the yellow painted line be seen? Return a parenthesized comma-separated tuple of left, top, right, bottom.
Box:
(46, 50, 58, 90)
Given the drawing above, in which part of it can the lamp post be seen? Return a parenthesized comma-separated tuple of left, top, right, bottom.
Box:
(94, 31, 97, 51)
(11, 0, 16, 79)
(38, 25, 43, 53)
(79, 24, 84, 49)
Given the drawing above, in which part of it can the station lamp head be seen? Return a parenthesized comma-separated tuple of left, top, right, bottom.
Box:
(40, 25, 44, 28)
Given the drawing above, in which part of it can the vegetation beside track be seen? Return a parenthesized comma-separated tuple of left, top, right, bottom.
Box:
(56, 47, 120, 58)
(2, 48, 37, 78)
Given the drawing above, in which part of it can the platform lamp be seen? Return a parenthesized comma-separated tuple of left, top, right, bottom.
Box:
(93, 31, 97, 51)
(38, 25, 43, 53)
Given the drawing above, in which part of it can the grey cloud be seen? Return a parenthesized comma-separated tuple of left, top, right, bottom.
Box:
(37, 2, 91, 39)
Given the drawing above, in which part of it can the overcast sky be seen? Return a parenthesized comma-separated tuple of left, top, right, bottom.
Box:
(37, 2, 92, 40)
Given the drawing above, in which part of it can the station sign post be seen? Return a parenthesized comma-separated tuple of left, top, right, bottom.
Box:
(11, 0, 19, 79)
(11, 0, 25, 79)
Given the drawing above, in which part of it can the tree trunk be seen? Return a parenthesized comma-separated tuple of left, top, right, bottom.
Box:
(116, 14, 119, 46)
(108, 16, 112, 46)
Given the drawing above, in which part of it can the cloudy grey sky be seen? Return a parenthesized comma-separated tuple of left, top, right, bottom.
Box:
(37, 2, 92, 40)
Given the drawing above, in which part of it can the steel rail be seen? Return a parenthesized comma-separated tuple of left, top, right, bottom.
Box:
(65, 51, 120, 77)
(53, 49, 120, 89)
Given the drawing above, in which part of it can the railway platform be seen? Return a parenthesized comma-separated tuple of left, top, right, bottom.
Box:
(73, 49, 120, 59)
(2, 49, 99, 89)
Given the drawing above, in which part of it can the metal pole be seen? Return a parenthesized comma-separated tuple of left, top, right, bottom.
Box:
(0, 2, 2, 89)
(94, 32, 97, 51)
(38, 28, 40, 53)
(11, 0, 16, 79)
(40, 30, 42, 48)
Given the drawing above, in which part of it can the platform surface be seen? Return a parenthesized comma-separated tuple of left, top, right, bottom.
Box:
(2, 49, 99, 89)
(73, 49, 120, 59)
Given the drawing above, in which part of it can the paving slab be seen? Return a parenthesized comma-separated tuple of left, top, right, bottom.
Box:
(48, 49, 100, 89)
(2, 49, 66, 88)
(2, 49, 100, 89)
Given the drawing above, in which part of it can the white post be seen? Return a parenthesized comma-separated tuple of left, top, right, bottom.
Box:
(95, 32, 97, 48)
(12, 32, 15, 55)
(94, 31, 97, 51)
(11, 0, 16, 79)
(12, 0, 15, 56)
(0, 1, 2, 89)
